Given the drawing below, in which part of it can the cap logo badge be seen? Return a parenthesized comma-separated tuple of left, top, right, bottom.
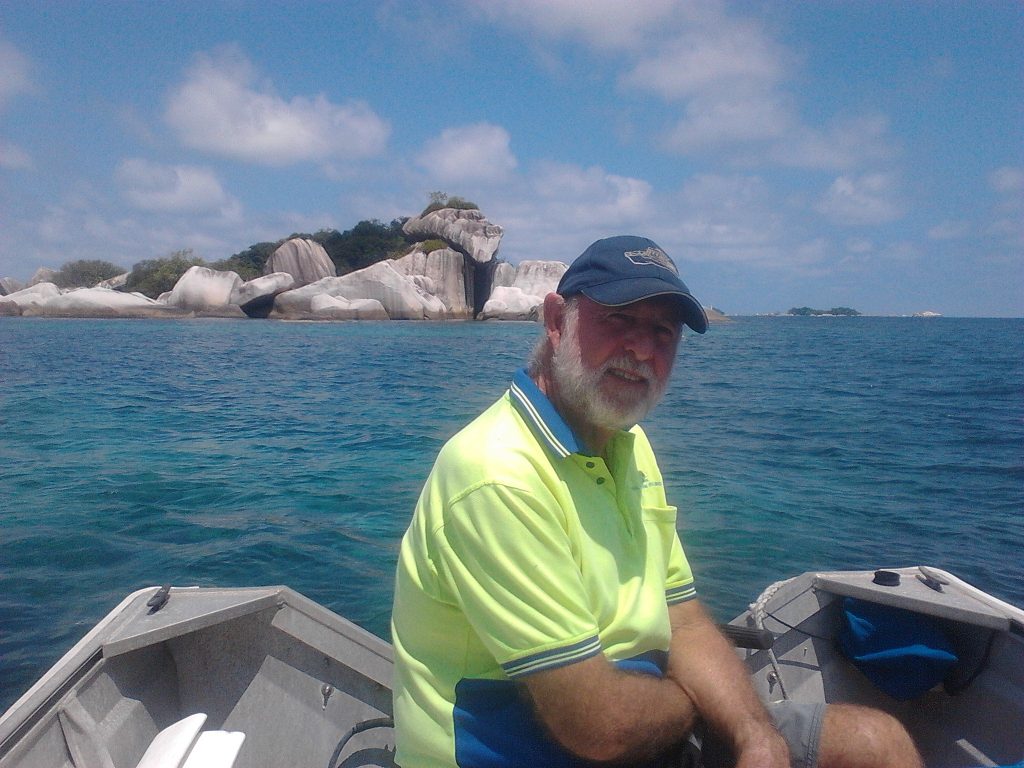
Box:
(624, 247, 677, 275)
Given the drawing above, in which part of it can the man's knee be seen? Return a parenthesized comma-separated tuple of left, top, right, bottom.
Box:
(818, 704, 922, 768)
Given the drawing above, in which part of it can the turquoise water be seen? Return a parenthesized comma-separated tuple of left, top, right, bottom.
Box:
(1, 316, 1022, 711)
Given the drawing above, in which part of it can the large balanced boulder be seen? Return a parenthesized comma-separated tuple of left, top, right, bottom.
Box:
(310, 294, 389, 320)
(480, 261, 567, 320)
(391, 247, 471, 318)
(333, 261, 446, 319)
(480, 286, 543, 321)
(0, 277, 23, 296)
(17, 287, 188, 318)
(96, 273, 129, 290)
(230, 272, 295, 316)
(402, 208, 504, 264)
(490, 262, 516, 291)
(164, 266, 242, 312)
(511, 260, 567, 297)
(28, 267, 58, 287)
(0, 282, 61, 309)
(263, 238, 335, 286)
(273, 262, 445, 320)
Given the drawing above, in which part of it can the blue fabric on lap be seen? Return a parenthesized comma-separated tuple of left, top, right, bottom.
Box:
(838, 597, 958, 701)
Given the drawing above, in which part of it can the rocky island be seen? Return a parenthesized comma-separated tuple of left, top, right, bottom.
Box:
(1, 202, 721, 325)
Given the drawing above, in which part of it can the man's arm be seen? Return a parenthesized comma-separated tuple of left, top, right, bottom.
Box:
(522, 650, 698, 764)
(667, 599, 789, 768)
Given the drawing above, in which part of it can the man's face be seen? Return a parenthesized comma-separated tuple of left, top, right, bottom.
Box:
(550, 295, 683, 433)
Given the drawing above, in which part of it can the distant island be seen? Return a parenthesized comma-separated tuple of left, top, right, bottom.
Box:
(786, 306, 860, 317)
(0, 193, 727, 325)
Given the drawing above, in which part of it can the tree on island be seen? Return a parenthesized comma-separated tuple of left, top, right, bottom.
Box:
(116, 193, 475, 298)
(124, 249, 204, 298)
(314, 219, 409, 274)
(421, 191, 479, 217)
(52, 259, 127, 289)
(788, 306, 860, 316)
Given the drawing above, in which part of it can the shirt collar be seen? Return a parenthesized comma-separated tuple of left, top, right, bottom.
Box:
(509, 367, 583, 458)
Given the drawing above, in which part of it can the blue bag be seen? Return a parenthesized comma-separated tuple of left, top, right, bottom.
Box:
(838, 597, 958, 701)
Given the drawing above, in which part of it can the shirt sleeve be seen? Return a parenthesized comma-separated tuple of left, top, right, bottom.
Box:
(432, 481, 603, 679)
(664, 531, 697, 604)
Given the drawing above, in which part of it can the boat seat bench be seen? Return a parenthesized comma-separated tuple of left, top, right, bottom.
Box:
(57, 702, 243, 768)
(134, 713, 243, 768)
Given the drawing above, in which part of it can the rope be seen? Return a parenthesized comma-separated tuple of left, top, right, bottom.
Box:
(748, 577, 799, 701)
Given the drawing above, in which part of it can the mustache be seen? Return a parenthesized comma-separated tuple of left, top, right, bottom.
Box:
(601, 356, 656, 381)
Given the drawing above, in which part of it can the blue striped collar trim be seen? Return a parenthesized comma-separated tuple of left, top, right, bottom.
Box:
(509, 368, 582, 459)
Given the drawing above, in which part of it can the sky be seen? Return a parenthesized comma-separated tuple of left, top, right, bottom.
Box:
(1, 1, 1021, 317)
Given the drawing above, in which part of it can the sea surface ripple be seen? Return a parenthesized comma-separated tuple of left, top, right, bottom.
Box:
(1, 316, 1021, 711)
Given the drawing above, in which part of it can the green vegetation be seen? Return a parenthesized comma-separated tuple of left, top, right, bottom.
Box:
(53, 259, 127, 288)
(418, 239, 449, 253)
(105, 192, 481, 298)
(420, 191, 479, 217)
(124, 249, 204, 298)
(211, 242, 278, 281)
(788, 306, 861, 317)
(311, 219, 409, 274)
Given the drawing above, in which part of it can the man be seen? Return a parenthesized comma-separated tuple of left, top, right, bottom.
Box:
(391, 236, 922, 767)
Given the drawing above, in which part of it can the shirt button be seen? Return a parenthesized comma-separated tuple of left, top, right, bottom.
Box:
(586, 461, 595, 468)
(596, 477, 605, 485)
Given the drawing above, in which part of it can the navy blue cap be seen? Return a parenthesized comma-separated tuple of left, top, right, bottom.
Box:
(557, 235, 708, 333)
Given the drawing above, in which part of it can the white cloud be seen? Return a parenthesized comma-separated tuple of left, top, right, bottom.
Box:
(654, 173, 812, 266)
(622, 21, 785, 100)
(417, 123, 517, 183)
(815, 173, 903, 226)
(986, 166, 1024, 249)
(0, 40, 34, 109)
(468, 0, 683, 50)
(481, 162, 655, 261)
(115, 158, 239, 216)
(664, 93, 792, 153)
(529, 162, 652, 224)
(165, 48, 390, 166)
(483, 3, 895, 170)
(770, 114, 895, 170)
(989, 166, 1024, 193)
(0, 138, 32, 170)
(674, 174, 781, 246)
(927, 220, 970, 241)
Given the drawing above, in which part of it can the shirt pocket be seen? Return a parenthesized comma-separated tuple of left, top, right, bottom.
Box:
(641, 504, 679, 575)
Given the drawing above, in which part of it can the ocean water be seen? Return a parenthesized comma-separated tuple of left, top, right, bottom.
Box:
(1, 316, 1022, 712)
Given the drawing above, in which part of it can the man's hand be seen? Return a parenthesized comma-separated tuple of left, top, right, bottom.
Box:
(668, 600, 791, 768)
(732, 723, 790, 768)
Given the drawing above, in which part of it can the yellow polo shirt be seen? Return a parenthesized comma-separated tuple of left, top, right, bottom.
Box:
(391, 368, 696, 767)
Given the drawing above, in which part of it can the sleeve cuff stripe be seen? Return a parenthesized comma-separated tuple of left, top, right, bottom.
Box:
(501, 636, 602, 677)
(666, 584, 697, 604)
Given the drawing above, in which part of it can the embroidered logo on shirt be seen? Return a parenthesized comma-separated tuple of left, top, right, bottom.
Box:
(638, 472, 663, 490)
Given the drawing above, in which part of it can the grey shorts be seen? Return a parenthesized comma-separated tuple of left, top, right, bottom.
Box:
(768, 701, 826, 768)
(695, 701, 826, 768)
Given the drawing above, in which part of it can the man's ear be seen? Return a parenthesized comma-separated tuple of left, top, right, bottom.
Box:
(543, 293, 566, 346)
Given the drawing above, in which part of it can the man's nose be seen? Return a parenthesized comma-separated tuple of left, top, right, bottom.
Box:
(623, 328, 656, 361)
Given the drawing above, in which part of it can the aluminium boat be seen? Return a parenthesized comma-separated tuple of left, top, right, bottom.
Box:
(729, 566, 1024, 767)
(1, 566, 1021, 767)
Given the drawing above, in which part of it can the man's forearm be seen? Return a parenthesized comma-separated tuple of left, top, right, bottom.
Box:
(667, 601, 789, 762)
(524, 652, 699, 763)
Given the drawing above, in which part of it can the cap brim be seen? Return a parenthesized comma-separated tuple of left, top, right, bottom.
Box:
(581, 280, 709, 334)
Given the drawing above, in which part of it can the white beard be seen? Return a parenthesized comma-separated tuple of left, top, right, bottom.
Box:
(550, 306, 668, 433)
